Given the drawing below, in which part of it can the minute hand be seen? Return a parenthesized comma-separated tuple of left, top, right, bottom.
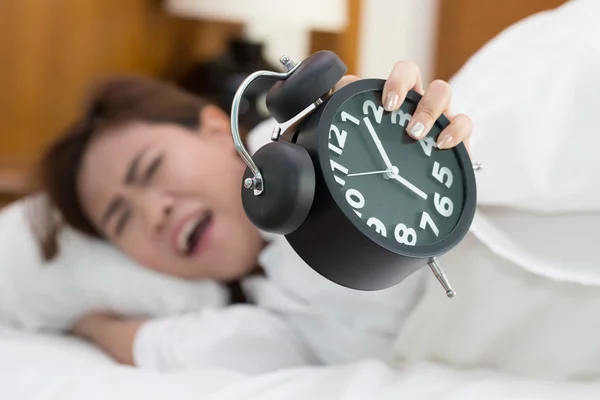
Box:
(363, 117, 393, 170)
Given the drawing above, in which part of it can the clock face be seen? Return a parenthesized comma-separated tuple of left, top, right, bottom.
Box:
(319, 81, 473, 256)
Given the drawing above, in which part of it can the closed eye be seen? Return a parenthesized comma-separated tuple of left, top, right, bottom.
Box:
(143, 154, 164, 184)
(114, 208, 132, 237)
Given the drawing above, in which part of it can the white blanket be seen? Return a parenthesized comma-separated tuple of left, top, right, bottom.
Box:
(1, 326, 599, 400)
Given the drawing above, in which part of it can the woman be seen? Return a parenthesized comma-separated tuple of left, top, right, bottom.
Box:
(30, 60, 472, 369)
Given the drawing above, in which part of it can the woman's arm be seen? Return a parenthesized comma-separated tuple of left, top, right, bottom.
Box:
(72, 314, 145, 366)
(72, 305, 317, 374)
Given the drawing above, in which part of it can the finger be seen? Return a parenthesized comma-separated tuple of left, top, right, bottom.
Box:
(405, 79, 452, 140)
(444, 105, 454, 120)
(333, 75, 359, 92)
(381, 61, 424, 112)
(436, 113, 472, 150)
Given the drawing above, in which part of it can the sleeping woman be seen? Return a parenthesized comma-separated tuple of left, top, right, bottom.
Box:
(29, 60, 472, 372)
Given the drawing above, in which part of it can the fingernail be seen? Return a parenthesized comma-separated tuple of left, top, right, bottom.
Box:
(409, 122, 425, 138)
(384, 92, 399, 111)
(437, 135, 453, 149)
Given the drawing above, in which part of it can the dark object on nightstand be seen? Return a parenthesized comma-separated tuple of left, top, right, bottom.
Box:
(177, 38, 279, 132)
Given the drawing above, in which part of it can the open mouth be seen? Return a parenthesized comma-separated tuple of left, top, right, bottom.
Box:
(176, 212, 213, 256)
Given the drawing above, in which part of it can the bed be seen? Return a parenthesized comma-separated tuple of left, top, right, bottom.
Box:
(2, 324, 600, 400)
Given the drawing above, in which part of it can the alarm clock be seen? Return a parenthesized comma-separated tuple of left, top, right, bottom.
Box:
(230, 51, 480, 297)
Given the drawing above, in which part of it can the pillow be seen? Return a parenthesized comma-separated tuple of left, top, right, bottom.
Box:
(449, 0, 600, 214)
(0, 195, 228, 332)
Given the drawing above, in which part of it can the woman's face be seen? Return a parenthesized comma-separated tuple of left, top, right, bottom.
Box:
(77, 105, 264, 281)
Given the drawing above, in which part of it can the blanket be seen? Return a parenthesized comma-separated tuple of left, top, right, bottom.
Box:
(1, 326, 599, 399)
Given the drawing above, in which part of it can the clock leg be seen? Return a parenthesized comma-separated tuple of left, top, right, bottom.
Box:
(428, 259, 456, 298)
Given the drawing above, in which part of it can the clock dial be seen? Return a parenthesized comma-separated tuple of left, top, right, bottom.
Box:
(323, 89, 465, 251)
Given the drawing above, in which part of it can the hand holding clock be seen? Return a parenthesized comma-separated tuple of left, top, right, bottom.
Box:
(333, 61, 473, 153)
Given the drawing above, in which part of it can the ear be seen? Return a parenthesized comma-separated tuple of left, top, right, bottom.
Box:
(198, 104, 231, 145)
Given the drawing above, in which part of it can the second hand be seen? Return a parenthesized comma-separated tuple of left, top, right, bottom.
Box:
(347, 166, 399, 177)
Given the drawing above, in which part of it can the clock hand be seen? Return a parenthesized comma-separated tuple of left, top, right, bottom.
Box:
(347, 169, 390, 177)
(363, 117, 393, 170)
(362, 117, 427, 199)
(389, 173, 428, 200)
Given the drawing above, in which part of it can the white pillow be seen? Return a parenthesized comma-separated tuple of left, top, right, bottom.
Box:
(0, 196, 228, 332)
(449, 0, 600, 213)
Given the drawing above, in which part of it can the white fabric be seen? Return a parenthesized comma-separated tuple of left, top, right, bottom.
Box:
(452, 0, 600, 214)
(392, 0, 600, 381)
(0, 325, 245, 400)
(0, 196, 228, 332)
(447, 0, 600, 286)
(133, 304, 317, 374)
(392, 231, 600, 381)
(1, 327, 600, 399)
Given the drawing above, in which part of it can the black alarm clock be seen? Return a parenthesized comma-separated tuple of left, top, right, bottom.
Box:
(230, 51, 479, 297)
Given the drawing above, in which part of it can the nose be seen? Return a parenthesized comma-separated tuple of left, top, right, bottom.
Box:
(139, 191, 174, 234)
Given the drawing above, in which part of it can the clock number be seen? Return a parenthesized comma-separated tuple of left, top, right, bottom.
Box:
(330, 160, 348, 186)
(432, 161, 453, 188)
(390, 108, 411, 128)
(419, 211, 439, 237)
(362, 100, 384, 124)
(434, 193, 453, 217)
(328, 124, 348, 155)
(394, 223, 417, 246)
(418, 136, 436, 157)
(341, 111, 360, 126)
(346, 189, 366, 219)
(345, 188, 365, 209)
(367, 217, 387, 237)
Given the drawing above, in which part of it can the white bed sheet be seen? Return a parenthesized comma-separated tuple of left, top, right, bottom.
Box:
(2, 327, 599, 400)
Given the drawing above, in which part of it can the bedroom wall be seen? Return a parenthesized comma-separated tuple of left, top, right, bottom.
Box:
(357, 0, 569, 84)
(357, 0, 440, 84)
(0, 0, 197, 164)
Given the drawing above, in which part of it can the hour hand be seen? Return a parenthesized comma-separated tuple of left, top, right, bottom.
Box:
(389, 173, 428, 200)
(363, 117, 393, 170)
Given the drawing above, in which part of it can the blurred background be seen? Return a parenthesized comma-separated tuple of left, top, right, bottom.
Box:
(0, 0, 566, 206)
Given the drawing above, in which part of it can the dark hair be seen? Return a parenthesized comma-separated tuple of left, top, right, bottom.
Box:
(28, 75, 211, 261)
